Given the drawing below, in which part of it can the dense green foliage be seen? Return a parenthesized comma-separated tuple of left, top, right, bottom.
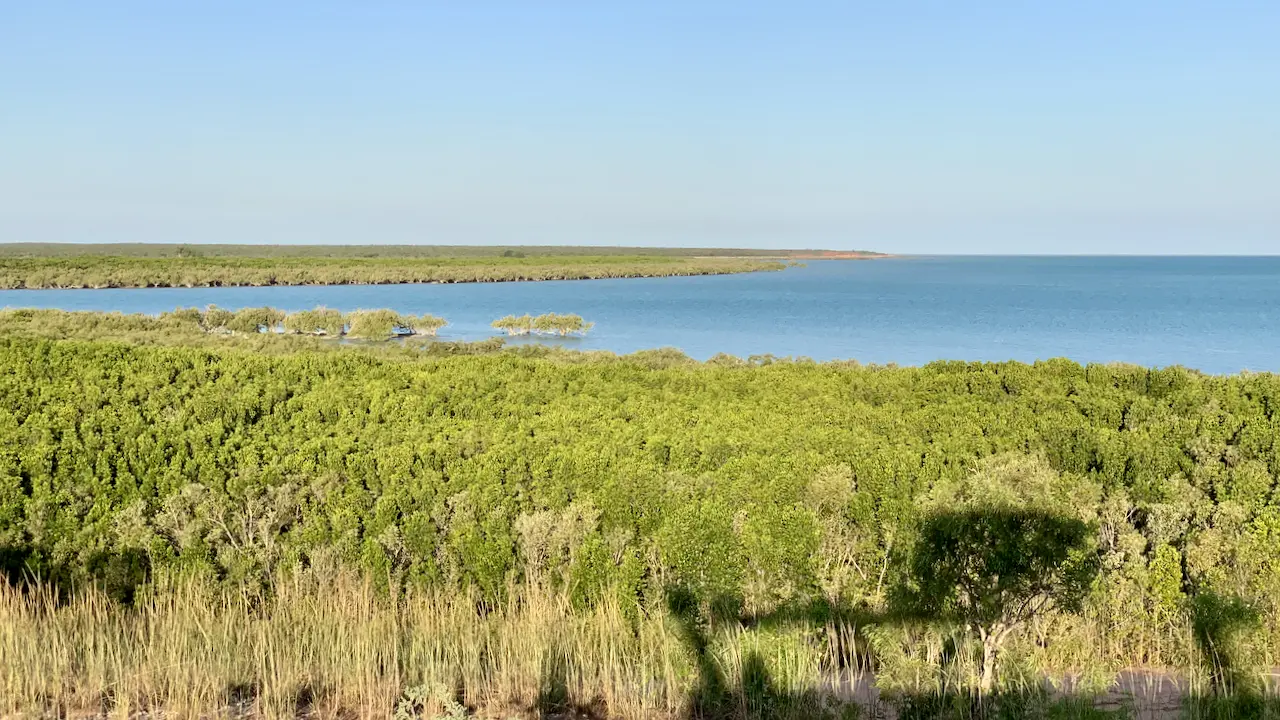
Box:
(0, 254, 787, 289)
(0, 314, 1278, 704)
(897, 455, 1103, 691)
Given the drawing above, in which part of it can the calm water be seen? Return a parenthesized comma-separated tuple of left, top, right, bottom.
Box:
(2, 256, 1278, 374)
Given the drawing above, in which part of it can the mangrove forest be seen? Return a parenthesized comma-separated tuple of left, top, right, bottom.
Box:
(0, 246, 799, 289)
(0, 310, 1276, 718)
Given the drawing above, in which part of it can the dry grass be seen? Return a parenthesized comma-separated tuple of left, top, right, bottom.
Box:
(3, 573, 1277, 719)
(0, 572, 842, 719)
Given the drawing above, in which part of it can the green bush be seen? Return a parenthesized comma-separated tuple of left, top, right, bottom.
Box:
(200, 305, 234, 331)
(346, 309, 406, 338)
(226, 306, 285, 334)
(283, 307, 346, 335)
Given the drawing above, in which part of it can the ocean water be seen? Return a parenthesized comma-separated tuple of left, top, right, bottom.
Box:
(2, 256, 1278, 374)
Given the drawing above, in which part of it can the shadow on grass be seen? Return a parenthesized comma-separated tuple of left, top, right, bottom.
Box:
(535, 644, 608, 719)
(1182, 589, 1279, 720)
(1182, 693, 1280, 720)
(1, 542, 150, 606)
(656, 502, 1276, 719)
(1190, 590, 1261, 696)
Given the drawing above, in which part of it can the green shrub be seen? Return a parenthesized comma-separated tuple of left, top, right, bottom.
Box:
(346, 309, 404, 338)
(283, 307, 346, 335)
(200, 305, 234, 330)
(226, 306, 285, 334)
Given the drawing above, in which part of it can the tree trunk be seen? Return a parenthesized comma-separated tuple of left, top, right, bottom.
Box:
(978, 632, 999, 695)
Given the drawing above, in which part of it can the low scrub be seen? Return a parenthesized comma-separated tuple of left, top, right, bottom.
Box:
(492, 313, 593, 336)
(182, 305, 448, 339)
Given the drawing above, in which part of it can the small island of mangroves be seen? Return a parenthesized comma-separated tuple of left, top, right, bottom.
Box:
(182, 306, 450, 339)
(0, 244, 887, 289)
(0, 308, 1276, 718)
(20, 306, 598, 344)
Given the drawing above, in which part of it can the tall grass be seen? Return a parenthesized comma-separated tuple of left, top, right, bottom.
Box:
(1, 573, 713, 719)
(2, 573, 1276, 719)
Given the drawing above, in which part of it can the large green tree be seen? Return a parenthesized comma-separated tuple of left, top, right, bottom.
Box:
(897, 454, 1101, 693)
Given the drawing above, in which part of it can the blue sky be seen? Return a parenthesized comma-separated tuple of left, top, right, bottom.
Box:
(2, 2, 1277, 253)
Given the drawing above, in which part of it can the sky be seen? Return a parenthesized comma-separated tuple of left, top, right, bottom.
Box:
(2, 2, 1278, 254)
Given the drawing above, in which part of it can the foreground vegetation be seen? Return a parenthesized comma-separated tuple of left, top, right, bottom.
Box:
(0, 309, 1277, 717)
(3, 574, 834, 719)
(13, 574, 1277, 720)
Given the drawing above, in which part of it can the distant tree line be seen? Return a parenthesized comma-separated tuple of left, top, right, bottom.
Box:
(0, 242, 848, 260)
(0, 255, 786, 289)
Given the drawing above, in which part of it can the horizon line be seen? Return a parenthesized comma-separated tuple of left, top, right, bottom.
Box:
(0, 241, 1278, 257)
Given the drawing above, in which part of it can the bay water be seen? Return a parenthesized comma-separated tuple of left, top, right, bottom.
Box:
(2, 256, 1278, 374)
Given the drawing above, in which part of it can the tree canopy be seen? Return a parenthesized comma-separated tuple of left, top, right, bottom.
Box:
(0, 324, 1276, 694)
(895, 454, 1101, 692)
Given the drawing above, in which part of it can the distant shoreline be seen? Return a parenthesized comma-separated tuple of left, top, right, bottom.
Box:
(695, 251, 893, 260)
(0, 242, 884, 259)
(0, 255, 790, 290)
(781, 250, 893, 260)
(0, 245, 897, 290)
